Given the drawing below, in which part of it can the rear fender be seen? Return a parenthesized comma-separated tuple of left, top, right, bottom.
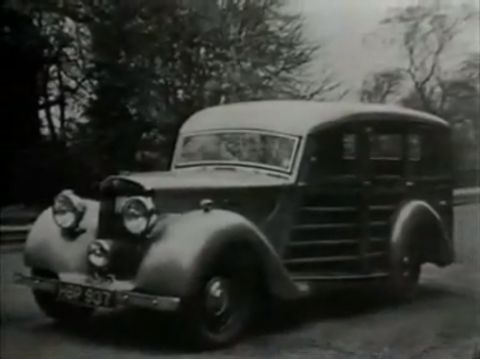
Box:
(23, 200, 99, 274)
(135, 209, 301, 300)
(391, 200, 453, 267)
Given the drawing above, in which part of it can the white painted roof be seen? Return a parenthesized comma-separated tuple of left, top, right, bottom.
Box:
(180, 100, 449, 136)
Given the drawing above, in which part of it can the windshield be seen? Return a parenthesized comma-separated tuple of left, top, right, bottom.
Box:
(174, 130, 299, 173)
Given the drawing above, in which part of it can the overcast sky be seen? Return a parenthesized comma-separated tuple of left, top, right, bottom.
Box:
(287, 0, 480, 96)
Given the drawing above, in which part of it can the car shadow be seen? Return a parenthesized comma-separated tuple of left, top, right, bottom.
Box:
(35, 284, 455, 354)
(42, 309, 191, 354)
(253, 284, 456, 336)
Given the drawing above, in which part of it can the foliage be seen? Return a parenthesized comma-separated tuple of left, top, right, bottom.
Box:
(0, 5, 43, 145)
(18, 0, 337, 177)
(1, 0, 339, 204)
(1, 5, 44, 205)
(31, 10, 93, 143)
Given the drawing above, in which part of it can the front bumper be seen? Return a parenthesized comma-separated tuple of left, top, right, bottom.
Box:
(14, 273, 180, 312)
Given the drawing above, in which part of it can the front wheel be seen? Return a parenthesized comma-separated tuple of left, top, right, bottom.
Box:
(180, 255, 257, 349)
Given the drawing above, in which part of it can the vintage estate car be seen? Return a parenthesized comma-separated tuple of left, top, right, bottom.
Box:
(15, 100, 454, 348)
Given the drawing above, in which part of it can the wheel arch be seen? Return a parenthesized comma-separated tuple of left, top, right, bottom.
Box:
(24, 200, 100, 274)
(189, 224, 290, 302)
(390, 200, 453, 267)
(135, 209, 302, 300)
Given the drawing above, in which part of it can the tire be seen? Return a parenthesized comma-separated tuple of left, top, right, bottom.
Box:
(387, 249, 421, 302)
(180, 252, 257, 349)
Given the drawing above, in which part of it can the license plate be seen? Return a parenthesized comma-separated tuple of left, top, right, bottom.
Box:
(57, 283, 115, 308)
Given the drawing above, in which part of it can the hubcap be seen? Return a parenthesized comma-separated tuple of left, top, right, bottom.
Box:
(205, 277, 230, 317)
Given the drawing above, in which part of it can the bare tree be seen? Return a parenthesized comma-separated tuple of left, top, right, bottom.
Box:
(362, 2, 479, 181)
(360, 69, 405, 103)
(458, 52, 480, 93)
(381, 0, 477, 115)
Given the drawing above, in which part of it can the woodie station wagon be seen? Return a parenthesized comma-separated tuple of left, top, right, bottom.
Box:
(15, 100, 454, 348)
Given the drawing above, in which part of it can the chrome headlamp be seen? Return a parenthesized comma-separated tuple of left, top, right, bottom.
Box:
(121, 197, 156, 235)
(52, 190, 86, 230)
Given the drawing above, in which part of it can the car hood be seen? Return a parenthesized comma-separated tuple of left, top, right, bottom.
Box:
(102, 168, 292, 193)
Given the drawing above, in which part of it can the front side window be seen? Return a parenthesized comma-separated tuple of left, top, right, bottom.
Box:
(174, 130, 299, 173)
(309, 129, 358, 177)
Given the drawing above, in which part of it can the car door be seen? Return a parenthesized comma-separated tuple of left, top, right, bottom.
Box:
(284, 125, 368, 279)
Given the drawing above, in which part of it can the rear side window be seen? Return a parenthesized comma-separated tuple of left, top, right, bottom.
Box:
(414, 127, 451, 175)
(367, 127, 404, 176)
(369, 133, 402, 160)
(407, 134, 422, 161)
(342, 133, 357, 160)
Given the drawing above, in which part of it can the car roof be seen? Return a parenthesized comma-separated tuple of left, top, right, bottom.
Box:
(180, 100, 449, 136)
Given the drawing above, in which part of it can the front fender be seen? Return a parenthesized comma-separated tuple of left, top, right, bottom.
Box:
(24, 200, 99, 274)
(135, 209, 301, 300)
(391, 200, 453, 267)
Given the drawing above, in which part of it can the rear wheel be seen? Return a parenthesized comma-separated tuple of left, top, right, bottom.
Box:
(181, 254, 257, 349)
(387, 250, 421, 301)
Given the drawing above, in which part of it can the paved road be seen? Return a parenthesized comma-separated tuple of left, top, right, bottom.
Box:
(1, 204, 479, 359)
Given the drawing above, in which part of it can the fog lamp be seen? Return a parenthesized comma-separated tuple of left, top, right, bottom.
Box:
(88, 240, 111, 269)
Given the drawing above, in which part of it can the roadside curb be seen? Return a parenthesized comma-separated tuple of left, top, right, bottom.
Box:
(453, 188, 480, 206)
(0, 225, 32, 245)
